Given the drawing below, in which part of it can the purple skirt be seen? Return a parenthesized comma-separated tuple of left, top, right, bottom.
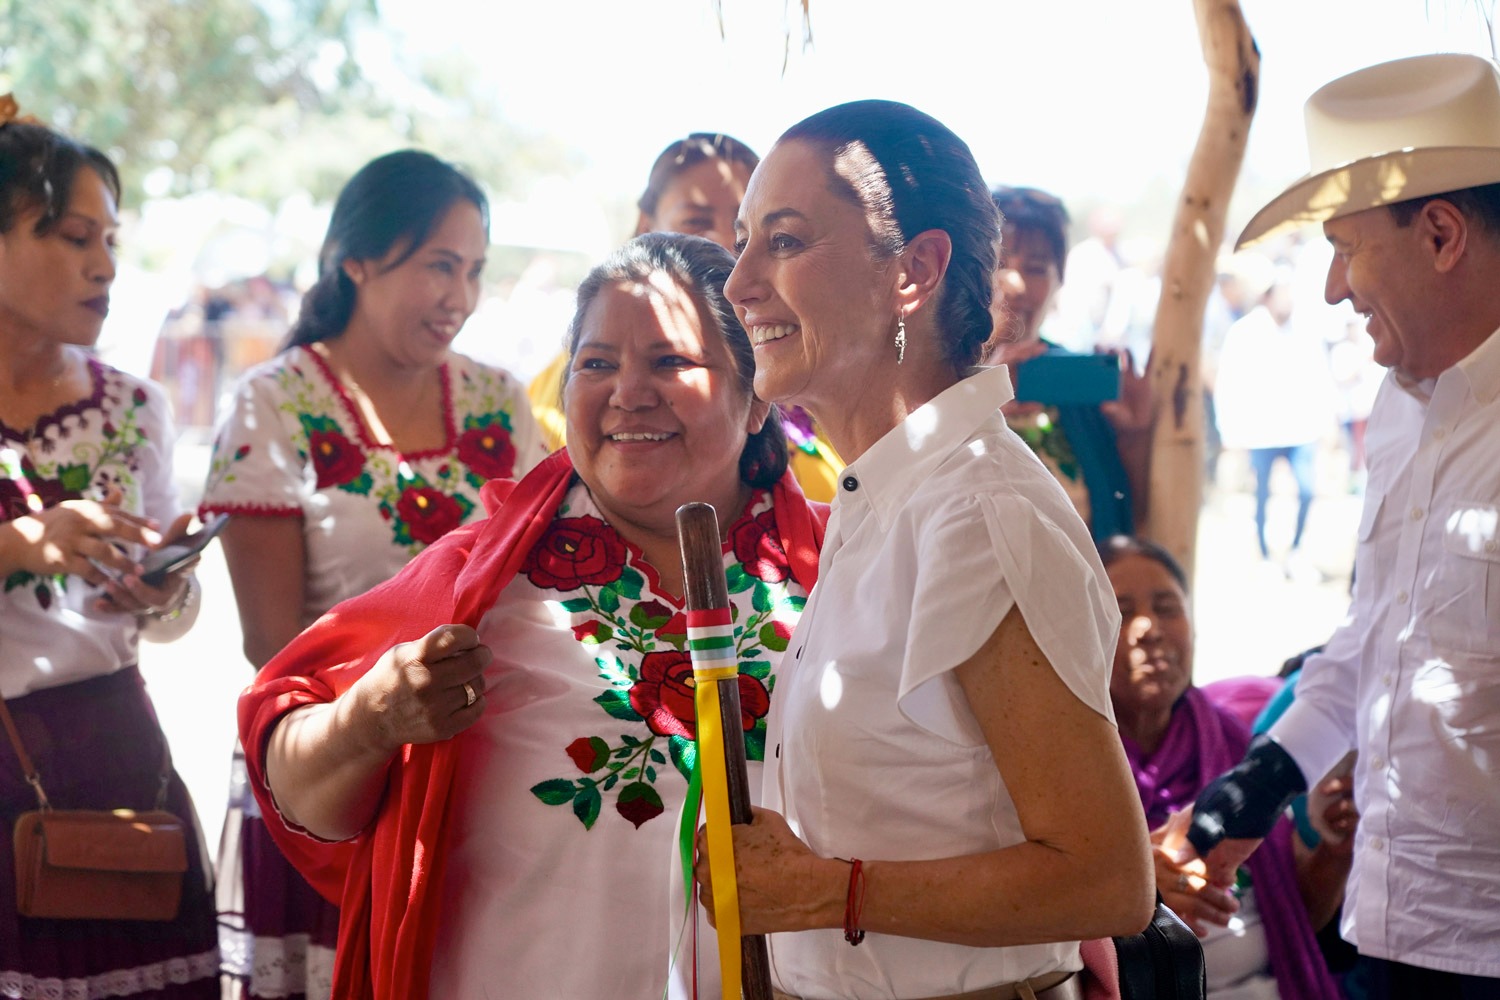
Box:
(0, 666, 219, 998)
(217, 745, 340, 1000)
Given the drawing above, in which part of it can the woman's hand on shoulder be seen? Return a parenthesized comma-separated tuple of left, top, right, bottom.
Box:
(1, 484, 161, 582)
(349, 623, 492, 754)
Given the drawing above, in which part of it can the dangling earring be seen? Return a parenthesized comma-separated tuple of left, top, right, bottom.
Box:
(895, 314, 907, 365)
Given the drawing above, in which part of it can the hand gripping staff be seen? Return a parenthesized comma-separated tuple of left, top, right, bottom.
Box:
(676, 502, 773, 1000)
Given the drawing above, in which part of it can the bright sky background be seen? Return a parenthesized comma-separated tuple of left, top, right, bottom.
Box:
(374, 0, 1497, 249)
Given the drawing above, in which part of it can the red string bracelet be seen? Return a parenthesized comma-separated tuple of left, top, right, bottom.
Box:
(843, 858, 866, 946)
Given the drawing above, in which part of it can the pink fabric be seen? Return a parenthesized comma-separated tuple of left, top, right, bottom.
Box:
(1200, 675, 1282, 732)
(1079, 937, 1122, 1000)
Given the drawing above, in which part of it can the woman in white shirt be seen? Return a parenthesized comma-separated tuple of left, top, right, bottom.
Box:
(0, 108, 217, 997)
(695, 100, 1154, 999)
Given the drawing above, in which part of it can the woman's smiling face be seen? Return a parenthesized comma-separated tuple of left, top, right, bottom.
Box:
(724, 139, 902, 416)
(565, 273, 766, 536)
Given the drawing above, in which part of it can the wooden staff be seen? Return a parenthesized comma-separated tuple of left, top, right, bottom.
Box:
(676, 501, 772, 1000)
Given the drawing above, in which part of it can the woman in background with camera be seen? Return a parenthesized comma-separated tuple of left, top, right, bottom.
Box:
(986, 186, 1153, 540)
(0, 102, 218, 997)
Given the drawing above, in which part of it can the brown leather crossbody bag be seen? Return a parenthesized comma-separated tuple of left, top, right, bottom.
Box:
(1, 692, 187, 921)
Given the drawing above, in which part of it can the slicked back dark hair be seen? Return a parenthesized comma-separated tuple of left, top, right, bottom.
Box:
(565, 232, 787, 490)
(285, 149, 488, 350)
(779, 100, 999, 371)
(0, 121, 121, 235)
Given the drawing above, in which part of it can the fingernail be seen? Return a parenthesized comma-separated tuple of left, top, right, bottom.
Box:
(142, 530, 162, 546)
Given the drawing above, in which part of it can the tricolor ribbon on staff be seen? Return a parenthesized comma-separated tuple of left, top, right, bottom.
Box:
(673, 502, 772, 1000)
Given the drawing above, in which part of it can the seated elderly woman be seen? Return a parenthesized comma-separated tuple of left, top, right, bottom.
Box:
(1098, 535, 1356, 1000)
(236, 233, 826, 998)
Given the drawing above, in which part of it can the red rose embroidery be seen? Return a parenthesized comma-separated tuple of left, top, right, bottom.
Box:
(396, 486, 464, 544)
(730, 509, 788, 582)
(457, 422, 517, 480)
(523, 516, 626, 591)
(566, 736, 609, 773)
(655, 611, 687, 641)
(629, 650, 769, 739)
(308, 428, 365, 488)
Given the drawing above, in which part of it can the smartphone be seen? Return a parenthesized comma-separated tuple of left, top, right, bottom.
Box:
(1014, 352, 1122, 406)
(140, 516, 228, 587)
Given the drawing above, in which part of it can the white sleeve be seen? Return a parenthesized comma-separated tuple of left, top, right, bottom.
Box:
(1269, 614, 1361, 783)
(199, 370, 306, 516)
(898, 494, 1119, 746)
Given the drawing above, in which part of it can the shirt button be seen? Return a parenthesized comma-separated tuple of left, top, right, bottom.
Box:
(1410, 507, 1423, 521)
(1487, 540, 1499, 554)
(1382, 673, 1393, 686)
(841, 475, 859, 492)
(1371, 836, 1384, 851)
(1397, 590, 1409, 605)
(1371, 755, 1385, 770)
(1433, 427, 1447, 441)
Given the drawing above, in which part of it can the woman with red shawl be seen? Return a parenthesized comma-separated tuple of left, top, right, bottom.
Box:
(237, 233, 826, 998)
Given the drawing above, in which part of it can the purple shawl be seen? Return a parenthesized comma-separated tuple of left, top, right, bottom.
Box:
(1120, 687, 1338, 1000)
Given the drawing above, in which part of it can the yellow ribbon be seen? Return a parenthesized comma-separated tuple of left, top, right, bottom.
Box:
(695, 672, 742, 997)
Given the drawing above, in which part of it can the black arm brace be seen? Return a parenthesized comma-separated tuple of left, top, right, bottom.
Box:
(1186, 734, 1308, 857)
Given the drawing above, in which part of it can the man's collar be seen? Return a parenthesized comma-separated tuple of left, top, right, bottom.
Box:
(1454, 324, 1500, 405)
(834, 366, 1013, 530)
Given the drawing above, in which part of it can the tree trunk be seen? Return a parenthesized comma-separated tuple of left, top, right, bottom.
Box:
(1143, 0, 1259, 583)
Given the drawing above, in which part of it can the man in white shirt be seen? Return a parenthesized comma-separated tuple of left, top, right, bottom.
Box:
(1182, 53, 1500, 998)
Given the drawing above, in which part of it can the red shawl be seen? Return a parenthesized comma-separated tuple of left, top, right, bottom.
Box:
(237, 449, 827, 998)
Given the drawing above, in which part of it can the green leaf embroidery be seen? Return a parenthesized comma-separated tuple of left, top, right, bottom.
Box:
(57, 463, 92, 492)
(751, 582, 775, 614)
(594, 689, 642, 722)
(615, 566, 644, 601)
(741, 660, 773, 680)
(573, 785, 603, 829)
(725, 564, 753, 594)
(596, 585, 621, 614)
(530, 779, 576, 806)
(745, 727, 766, 763)
(560, 597, 593, 613)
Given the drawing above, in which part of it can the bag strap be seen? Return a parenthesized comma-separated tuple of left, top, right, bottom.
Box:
(0, 695, 51, 810)
(0, 688, 172, 811)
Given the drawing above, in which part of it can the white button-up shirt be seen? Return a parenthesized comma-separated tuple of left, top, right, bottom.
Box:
(1271, 326, 1500, 978)
(763, 366, 1120, 998)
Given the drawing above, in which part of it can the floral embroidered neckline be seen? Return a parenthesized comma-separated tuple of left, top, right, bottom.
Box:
(523, 486, 805, 831)
(303, 346, 457, 462)
(0, 356, 109, 443)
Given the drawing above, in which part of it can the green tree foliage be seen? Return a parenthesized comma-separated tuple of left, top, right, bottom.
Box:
(0, 0, 576, 207)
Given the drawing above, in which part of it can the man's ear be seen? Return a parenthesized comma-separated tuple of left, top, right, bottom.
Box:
(1422, 198, 1469, 274)
(897, 228, 953, 315)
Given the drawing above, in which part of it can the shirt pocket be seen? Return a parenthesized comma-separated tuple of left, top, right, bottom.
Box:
(1431, 501, 1500, 655)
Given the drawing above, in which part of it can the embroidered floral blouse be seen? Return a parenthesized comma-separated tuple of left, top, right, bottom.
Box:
(200, 346, 547, 625)
(0, 358, 188, 698)
(429, 480, 807, 997)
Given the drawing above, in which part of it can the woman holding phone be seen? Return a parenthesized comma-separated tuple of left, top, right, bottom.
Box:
(200, 149, 545, 999)
(0, 103, 218, 996)
(986, 186, 1153, 540)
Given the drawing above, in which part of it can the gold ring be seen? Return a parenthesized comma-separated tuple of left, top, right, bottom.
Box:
(462, 682, 477, 708)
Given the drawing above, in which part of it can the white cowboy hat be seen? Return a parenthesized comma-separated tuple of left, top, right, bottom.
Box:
(1237, 53, 1500, 248)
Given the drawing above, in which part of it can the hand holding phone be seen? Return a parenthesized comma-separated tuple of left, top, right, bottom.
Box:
(139, 516, 228, 586)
